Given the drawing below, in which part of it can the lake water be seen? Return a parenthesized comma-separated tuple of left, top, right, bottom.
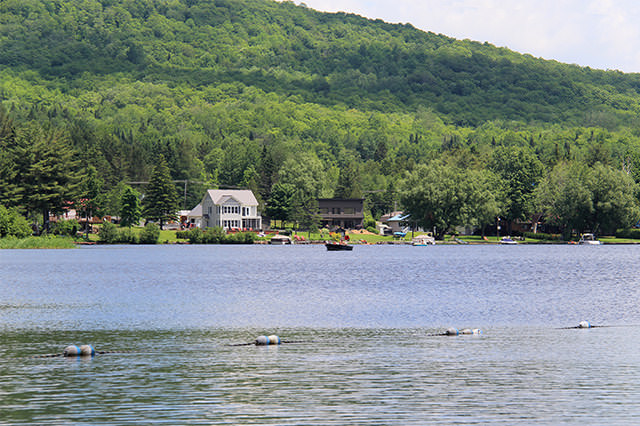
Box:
(1, 244, 639, 424)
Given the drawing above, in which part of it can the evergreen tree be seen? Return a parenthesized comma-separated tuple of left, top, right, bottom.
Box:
(19, 126, 83, 234)
(0, 106, 21, 207)
(241, 165, 262, 207)
(257, 144, 276, 203)
(265, 182, 296, 227)
(334, 162, 362, 199)
(373, 139, 388, 162)
(141, 155, 179, 229)
(80, 164, 103, 234)
(120, 185, 142, 227)
(290, 189, 321, 237)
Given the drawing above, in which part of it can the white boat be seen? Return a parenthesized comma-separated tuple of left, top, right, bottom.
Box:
(500, 237, 518, 245)
(269, 235, 292, 245)
(412, 233, 435, 246)
(578, 233, 602, 245)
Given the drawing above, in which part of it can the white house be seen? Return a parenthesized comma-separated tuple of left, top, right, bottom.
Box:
(200, 189, 262, 230)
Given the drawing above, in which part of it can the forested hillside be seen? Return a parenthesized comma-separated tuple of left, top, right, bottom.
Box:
(2, 0, 640, 237)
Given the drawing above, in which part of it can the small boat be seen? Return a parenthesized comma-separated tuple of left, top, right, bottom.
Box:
(578, 233, 602, 245)
(500, 237, 518, 245)
(412, 233, 435, 246)
(325, 241, 353, 251)
(270, 235, 292, 245)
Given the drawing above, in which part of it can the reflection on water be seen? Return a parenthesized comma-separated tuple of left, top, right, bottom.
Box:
(1, 245, 640, 424)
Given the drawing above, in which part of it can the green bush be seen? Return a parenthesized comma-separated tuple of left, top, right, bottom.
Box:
(523, 231, 563, 241)
(241, 231, 256, 244)
(202, 227, 226, 243)
(176, 230, 190, 239)
(139, 223, 160, 244)
(98, 222, 119, 243)
(363, 213, 376, 229)
(224, 232, 242, 244)
(181, 227, 256, 244)
(51, 219, 80, 236)
(118, 227, 139, 244)
(184, 228, 203, 243)
(223, 231, 256, 244)
(0, 206, 32, 238)
(615, 228, 640, 239)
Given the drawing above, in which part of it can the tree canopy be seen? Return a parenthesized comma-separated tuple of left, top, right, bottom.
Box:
(1, 0, 640, 236)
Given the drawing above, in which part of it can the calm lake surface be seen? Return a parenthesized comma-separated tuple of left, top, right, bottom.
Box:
(1, 244, 639, 424)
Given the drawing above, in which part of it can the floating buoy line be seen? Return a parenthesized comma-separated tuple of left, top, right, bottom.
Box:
(32, 322, 625, 357)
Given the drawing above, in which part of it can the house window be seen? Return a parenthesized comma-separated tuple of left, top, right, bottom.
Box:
(344, 207, 355, 214)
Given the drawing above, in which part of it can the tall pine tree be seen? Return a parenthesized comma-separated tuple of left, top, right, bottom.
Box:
(0, 106, 21, 207)
(142, 155, 179, 229)
(120, 185, 142, 227)
(334, 162, 362, 199)
(257, 144, 276, 204)
(19, 126, 83, 233)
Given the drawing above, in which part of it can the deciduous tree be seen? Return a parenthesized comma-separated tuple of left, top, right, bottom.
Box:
(490, 146, 544, 232)
(399, 160, 468, 239)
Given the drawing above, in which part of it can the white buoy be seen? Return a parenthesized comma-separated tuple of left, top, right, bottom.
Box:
(255, 335, 282, 345)
(267, 335, 281, 345)
(63, 344, 96, 356)
(63, 345, 81, 357)
(460, 328, 482, 335)
(445, 327, 459, 336)
(79, 344, 95, 356)
(255, 335, 269, 345)
(578, 320, 591, 328)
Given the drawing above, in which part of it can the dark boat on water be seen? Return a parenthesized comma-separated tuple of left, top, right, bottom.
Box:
(325, 242, 353, 251)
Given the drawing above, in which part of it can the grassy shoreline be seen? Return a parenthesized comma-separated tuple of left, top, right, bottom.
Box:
(0, 236, 76, 249)
(2, 231, 637, 248)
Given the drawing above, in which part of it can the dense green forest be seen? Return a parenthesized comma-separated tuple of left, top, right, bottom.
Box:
(2, 0, 640, 237)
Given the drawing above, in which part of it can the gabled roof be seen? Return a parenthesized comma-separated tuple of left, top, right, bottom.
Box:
(205, 189, 259, 206)
(187, 203, 202, 217)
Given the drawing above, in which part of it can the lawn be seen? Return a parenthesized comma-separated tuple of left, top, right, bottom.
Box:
(7, 226, 633, 248)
